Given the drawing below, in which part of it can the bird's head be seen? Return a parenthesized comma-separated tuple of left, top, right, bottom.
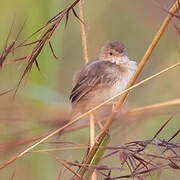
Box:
(98, 41, 129, 64)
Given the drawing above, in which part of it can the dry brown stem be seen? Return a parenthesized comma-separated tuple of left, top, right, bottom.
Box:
(78, 2, 96, 179)
(78, 0, 89, 63)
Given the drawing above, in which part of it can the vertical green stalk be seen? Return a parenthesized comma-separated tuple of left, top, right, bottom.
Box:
(75, 132, 110, 179)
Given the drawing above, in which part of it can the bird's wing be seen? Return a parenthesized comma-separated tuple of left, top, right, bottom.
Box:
(70, 60, 119, 104)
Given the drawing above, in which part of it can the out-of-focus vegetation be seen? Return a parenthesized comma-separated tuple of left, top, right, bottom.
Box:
(0, 0, 180, 179)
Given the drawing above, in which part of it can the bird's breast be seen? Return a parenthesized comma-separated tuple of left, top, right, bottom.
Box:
(110, 65, 136, 98)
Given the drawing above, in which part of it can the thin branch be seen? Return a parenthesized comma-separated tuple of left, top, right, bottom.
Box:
(78, 2, 96, 179)
(2, 0, 81, 96)
(53, 156, 85, 180)
(78, 0, 89, 63)
(129, 98, 180, 114)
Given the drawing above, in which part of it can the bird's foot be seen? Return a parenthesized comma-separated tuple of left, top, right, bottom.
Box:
(112, 102, 126, 113)
(107, 101, 124, 113)
(112, 102, 120, 112)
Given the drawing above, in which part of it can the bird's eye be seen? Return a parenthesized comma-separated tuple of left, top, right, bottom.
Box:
(109, 52, 113, 56)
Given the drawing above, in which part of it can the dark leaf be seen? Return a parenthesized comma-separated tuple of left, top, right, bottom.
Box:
(0, 40, 16, 67)
(72, 7, 85, 24)
(152, 117, 172, 140)
(169, 161, 180, 169)
(49, 41, 59, 59)
(65, 10, 69, 27)
(168, 130, 180, 142)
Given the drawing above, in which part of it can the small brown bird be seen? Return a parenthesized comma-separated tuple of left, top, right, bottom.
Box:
(70, 41, 137, 115)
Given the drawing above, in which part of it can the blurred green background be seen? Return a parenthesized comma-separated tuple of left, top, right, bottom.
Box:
(0, 0, 180, 179)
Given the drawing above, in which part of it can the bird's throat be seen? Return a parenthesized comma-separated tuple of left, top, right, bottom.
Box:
(110, 56, 137, 71)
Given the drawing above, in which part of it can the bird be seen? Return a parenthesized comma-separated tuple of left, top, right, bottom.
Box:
(69, 41, 137, 115)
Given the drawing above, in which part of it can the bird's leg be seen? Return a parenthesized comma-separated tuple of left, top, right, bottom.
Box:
(112, 103, 119, 112)
(105, 100, 121, 112)
(112, 103, 126, 113)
